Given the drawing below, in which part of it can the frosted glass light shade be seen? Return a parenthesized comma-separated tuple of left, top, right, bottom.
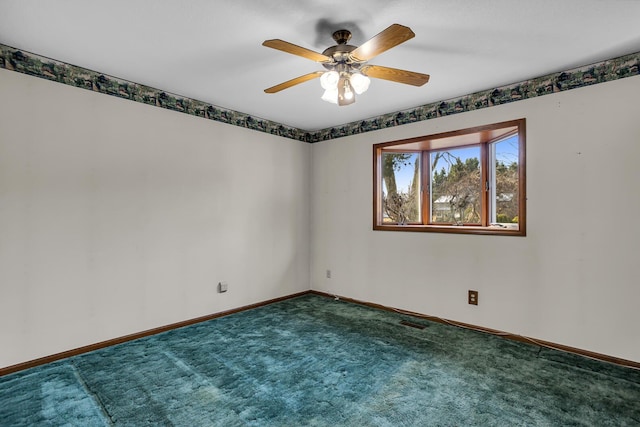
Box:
(350, 73, 370, 94)
(320, 71, 339, 90)
(321, 88, 338, 104)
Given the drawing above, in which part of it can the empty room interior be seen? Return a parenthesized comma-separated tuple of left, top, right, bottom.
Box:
(1, 1, 640, 425)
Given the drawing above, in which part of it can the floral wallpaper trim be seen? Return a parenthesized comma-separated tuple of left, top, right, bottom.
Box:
(310, 51, 640, 142)
(1, 43, 638, 143)
(0, 44, 311, 142)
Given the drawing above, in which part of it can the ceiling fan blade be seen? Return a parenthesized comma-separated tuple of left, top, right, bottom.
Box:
(264, 71, 324, 94)
(361, 65, 430, 86)
(262, 39, 332, 63)
(350, 24, 415, 62)
(337, 75, 356, 106)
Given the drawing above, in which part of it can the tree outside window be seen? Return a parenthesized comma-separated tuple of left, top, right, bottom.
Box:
(382, 152, 420, 224)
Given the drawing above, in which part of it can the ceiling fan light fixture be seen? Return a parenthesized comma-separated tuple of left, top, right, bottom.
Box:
(343, 86, 354, 101)
(340, 77, 355, 102)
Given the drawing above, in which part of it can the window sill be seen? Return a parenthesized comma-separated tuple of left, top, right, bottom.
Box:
(373, 223, 525, 236)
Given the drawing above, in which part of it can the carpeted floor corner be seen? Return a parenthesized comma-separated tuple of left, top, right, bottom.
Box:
(1, 294, 639, 426)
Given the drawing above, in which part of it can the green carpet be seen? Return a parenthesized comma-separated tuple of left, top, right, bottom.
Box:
(1, 294, 639, 426)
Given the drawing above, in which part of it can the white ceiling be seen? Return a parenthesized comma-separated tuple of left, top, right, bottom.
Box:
(1, 1, 639, 131)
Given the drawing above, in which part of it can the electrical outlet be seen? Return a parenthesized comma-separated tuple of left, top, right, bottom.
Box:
(218, 282, 228, 293)
(468, 290, 478, 305)
(326, 269, 331, 279)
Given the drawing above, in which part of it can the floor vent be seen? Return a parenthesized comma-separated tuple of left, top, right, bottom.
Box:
(399, 320, 427, 330)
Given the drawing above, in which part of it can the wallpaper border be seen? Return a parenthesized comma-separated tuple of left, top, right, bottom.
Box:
(313, 52, 640, 142)
(1, 43, 638, 143)
(0, 44, 311, 142)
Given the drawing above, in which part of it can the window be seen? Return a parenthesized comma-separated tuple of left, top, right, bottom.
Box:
(374, 119, 526, 236)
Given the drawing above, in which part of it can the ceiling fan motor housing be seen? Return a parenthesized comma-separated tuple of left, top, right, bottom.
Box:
(321, 30, 363, 72)
(332, 29, 352, 44)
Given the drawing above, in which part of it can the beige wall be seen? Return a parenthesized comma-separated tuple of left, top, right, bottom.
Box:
(2, 65, 639, 368)
(0, 68, 311, 368)
(310, 75, 640, 363)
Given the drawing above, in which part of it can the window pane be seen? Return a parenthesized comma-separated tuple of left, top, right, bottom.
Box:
(381, 152, 421, 224)
(430, 146, 481, 224)
(493, 135, 519, 225)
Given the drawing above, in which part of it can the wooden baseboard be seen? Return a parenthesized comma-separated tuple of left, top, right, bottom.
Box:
(309, 290, 640, 370)
(3, 289, 638, 376)
(0, 290, 311, 377)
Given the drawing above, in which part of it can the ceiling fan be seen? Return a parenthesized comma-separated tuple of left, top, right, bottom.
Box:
(262, 24, 430, 106)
